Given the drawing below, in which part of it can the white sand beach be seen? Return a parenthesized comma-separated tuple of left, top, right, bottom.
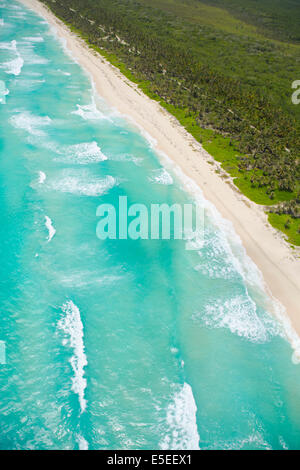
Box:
(19, 0, 300, 348)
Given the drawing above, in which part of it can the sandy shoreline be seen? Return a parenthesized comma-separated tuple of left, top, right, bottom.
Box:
(18, 0, 300, 344)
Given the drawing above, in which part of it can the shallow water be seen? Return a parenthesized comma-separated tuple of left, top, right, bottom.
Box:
(0, 0, 299, 450)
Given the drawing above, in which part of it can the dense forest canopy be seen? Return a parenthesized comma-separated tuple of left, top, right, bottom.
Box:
(200, 0, 300, 43)
(41, 0, 300, 243)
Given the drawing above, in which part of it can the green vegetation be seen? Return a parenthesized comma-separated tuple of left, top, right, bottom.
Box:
(200, 0, 300, 44)
(41, 0, 300, 244)
(268, 213, 300, 246)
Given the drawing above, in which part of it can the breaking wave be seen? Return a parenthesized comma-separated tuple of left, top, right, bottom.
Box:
(148, 168, 173, 185)
(10, 111, 52, 136)
(23, 36, 44, 43)
(194, 295, 282, 343)
(0, 84, 9, 104)
(160, 383, 200, 450)
(18, 41, 49, 65)
(57, 69, 71, 76)
(14, 78, 45, 91)
(72, 101, 112, 122)
(48, 171, 118, 196)
(151, 149, 300, 361)
(45, 215, 56, 242)
(58, 301, 88, 414)
(76, 434, 89, 450)
(109, 153, 143, 165)
(0, 39, 17, 50)
(38, 171, 46, 184)
(213, 432, 272, 450)
(4, 56, 24, 75)
(0, 40, 24, 75)
(53, 141, 108, 164)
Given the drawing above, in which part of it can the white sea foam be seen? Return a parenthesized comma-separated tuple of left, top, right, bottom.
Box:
(110, 153, 143, 165)
(14, 78, 45, 91)
(48, 25, 80, 64)
(8, 14, 26, 20)
(26, 72, 43, 77)
(160, 383, 200, 450)
(193, 231, 242, 281)
(0, 40, 24, 76)
(0, 19, 4, 27)
(58, 301, 88, 414)
(140, 128, 157, 149)
(210, 411, 272, 450)
(140, 143, 264, 291)
(8, 11, 27, 20)
(0, 85, 9, 104)
(0, 39, 17, 50)
(57, 69, 71, 76)
(49, 171, 117, 197)
(19, 44, 48, 65)
(26, 54, 49, 65)
(279, 436, 289, 450)
(76, 434, 89, 450)
(17, 36, 48, 65)
(10, 4, 22, 10)
(148, 168, 173, 185)
(194, 260, 236, 280)
(174, 166, 268, 288)
(23, 36, 44, 43)
(4, 56, 24, 75)
(2, 40, 24, 76)
(55, 141, 107, 164)
(10, 111, 52, 136)
(38, 171, 46, 184)
(196, 295, 281, 343)
(27, 137, 108, 164)
(271, 299, 300, 364)
(60, 272, 123, 288)
(149, 148, 300, 361)
(72, 101, 112, 122)
(122, 114, 157, 149)
(45, 216, 56, 242)
(215, 432, 271, 450)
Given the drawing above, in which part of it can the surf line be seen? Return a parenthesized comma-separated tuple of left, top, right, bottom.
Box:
(58, 301, 88, 414)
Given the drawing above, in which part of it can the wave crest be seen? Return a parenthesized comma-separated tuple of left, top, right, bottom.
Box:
(148, 168, 173, 185)
(58, 301, 88, 414)
(48, 171, 118, 196)
(160, 383, 200, 450)
(195, 295, 282, 343)
(10, 111, 52, 136)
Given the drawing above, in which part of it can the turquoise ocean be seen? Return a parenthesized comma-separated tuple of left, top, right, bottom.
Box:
(0, 0, 300, 450)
